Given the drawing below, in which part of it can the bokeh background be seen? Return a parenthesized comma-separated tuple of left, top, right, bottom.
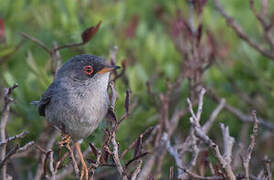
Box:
(0, 0, 274, 179)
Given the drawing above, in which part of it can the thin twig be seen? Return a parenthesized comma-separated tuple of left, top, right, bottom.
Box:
(111, 131, 128, 180)
(187, 89, 236, 180)
(242, 110, 259, 180)
(131, 160, 142, 180)
(1, 83, 18, 180)
(66, 144, 80, 178)
(202, 99, 225, 133)
(53, 42, 84, 52)
(125, 152, 150, 168)
(21, 32, 51, 54)
(0, 130, 29, 146)
(181, 167, 224, 180)
(213, 0, 274, 59)
(207, 87, 274, 132)
(0, 144, 19, 169)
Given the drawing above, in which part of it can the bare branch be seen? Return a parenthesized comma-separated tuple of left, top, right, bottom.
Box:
(49, 151, 56, 180)
(0, 144, 19, 169)
(213, 0, 274, 59)
(220, 124, 235, 165)
(65, 144, 79, 178)
(21, 32, 51, 54)
(187, 89, 236, 180)
(16, 141, 35, 154)
(0, 130, 29, 147)
(207, 88, 274, 132)
(203, 99, 225, 133)
(169, 166, 174, 180)
(111, 131, 128, 180)
(1, 83, 18, 180)
(131, 160, 142, 180)
(242, 110, 259, 180)
(180, 167, 224, 180)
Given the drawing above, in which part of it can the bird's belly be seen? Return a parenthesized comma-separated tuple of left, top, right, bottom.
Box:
(46, 92, 109, 140)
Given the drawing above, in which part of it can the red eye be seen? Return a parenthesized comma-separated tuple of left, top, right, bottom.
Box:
(83, 65, 94, 75)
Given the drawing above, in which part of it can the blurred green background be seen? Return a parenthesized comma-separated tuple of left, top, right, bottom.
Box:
(0, 0, 274, 178)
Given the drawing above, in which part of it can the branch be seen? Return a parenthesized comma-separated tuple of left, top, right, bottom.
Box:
(0, 130, 29, 147)
(242, 110, 259, 180)
(180, 167, 224, 180)
(65, 143, 79, 178)
(187, 89, 236, 180)
(263, 156, 272, 180)
(15, 141, 35, 154)
(1, 83, 18, 180)
(131, 160, 142, 180)
(213, 0, 274, 59)
(21, 32, 51, 54)
(207, 88, 274, 132)
(111, 131, 128, 180)
(202, 99, 225, 133)
(0, 144, 19, 169)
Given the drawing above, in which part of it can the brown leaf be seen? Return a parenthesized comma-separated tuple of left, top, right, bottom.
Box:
(107, 108, 117, 122)
(0, 19, 6, 44)
(196, 24, 203, 47)
(125, 15, 139, 39)
(193, 0, 208, 14)
(125, 89, 131, 114)
(89, 143, 99, 157)
(134, 135, 143, 157)
(154, 5, 165, 19)
(81, 21, 102, 43)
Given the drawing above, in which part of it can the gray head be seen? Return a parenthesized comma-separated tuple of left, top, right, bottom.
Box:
(56, 54, 119, 83)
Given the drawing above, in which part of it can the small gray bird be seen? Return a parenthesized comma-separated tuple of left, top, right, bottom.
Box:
(35, 54, 119, 180)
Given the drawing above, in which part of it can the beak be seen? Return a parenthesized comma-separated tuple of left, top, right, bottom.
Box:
(98, 65, 120, 74)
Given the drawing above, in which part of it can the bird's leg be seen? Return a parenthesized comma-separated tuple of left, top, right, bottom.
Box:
(75, 142, 89, 180)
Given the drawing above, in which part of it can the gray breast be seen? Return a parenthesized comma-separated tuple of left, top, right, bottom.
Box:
(45, 73, 110, 140)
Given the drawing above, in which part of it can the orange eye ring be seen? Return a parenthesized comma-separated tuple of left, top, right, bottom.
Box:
(84, 65, 94, 75)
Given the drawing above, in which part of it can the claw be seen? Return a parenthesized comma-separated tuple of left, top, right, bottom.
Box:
(58, 134, 71, 147)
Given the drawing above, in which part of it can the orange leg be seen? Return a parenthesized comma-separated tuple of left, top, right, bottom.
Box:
(75, 142, 89, 180)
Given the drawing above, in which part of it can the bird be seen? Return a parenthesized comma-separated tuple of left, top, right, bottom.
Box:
(35, 54, 119, 180)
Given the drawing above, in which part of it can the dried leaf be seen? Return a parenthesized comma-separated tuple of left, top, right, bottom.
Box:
(0, 19, 6, 44)
(125, 89, 130, 114)
(125, 15, 139, 39)
(193, 0, 208, 14)
(81, 21, 102, 43)
(154, 5, 165, 19)
(108, 108, 117, 122)
(142, 126, 154, 140)
(196, 24, 203, 47)
(134, 135, 143, 157)
(89, 143, 99, 157)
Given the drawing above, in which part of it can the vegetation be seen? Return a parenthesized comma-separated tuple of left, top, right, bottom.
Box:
(0, 0, 273, 179)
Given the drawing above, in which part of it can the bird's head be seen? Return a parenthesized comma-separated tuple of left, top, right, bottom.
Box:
(56, 54, 119, 85)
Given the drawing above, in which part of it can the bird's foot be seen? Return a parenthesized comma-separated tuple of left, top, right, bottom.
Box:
(58, 134, 71, 147)
(75, 142, 89, 180)
(80, 162, 89, 180)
